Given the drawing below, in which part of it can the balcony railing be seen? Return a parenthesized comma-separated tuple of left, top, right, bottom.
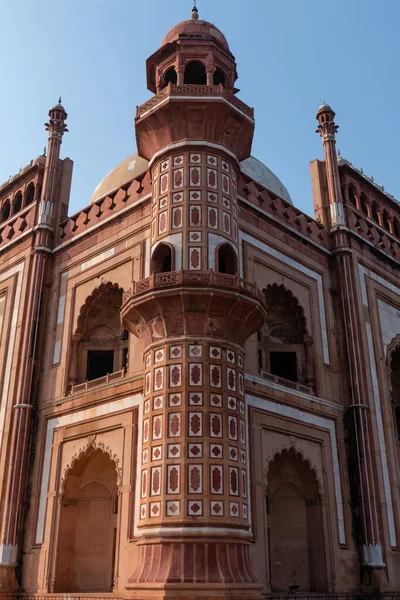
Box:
(123, 269, 264, 303)
(136, 83, 254, 120)
(70, 368, 126, 395)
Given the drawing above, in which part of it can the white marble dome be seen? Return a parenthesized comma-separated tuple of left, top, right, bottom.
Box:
(90, 153, 292, 205)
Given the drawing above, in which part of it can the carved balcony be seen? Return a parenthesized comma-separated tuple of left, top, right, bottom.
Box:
(121, 269, 267, 347)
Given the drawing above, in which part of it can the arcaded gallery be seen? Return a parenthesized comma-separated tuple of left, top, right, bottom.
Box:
(1, 5, 400, 600)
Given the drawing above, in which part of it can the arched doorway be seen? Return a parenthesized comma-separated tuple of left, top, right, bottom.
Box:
(217, 243, 237, 275)
(55, 448, 118, 592)
(266, 448, 326, 592)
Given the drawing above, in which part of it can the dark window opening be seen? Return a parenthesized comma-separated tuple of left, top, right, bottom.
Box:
(348, 186, 357, 207)
(383, 211, 390, 231)
(86, 350, 114, 381)
(152, 243, 172, 274)
(270, 351, 297, 382)
(372, 202, 379, 224)
(394, 220, 400, 238)
(1, 200, 10, 222)
(13, 192, 22, 214)
(164, 67, 177, 86)
(213, 68, 225, 85)
(26, 184, 35, 205)
(360, 194, 368, 216)
(217, 244, 237, 275)
(396, 407, 400, 441)
(184, 60, 207, 85)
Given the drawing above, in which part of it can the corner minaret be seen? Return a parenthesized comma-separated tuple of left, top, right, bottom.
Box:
(316, 104, 387, 588)
(38, 98, 68, 237)
(0, 100, 68, 593)
(316, 104, 345, 230)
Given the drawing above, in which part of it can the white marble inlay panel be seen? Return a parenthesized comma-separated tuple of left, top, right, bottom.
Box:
(239, 232, 330, 364)
(81, 247, 115, 271)
(358, 265, 397, 547)
(0, 262, 25, 455)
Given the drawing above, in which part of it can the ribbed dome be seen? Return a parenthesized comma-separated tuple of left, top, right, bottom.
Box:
(161, 19, 229, 50)
(90, 154, 292, 205)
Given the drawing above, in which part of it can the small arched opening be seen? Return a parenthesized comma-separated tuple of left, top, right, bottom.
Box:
(151, 243, 173, 274)
(382, 210, 391, 232)
(25, 182, 35, 205)
(348, 185, 357, 207)
(55, 447, 118, 592)
(1, 200, 10, 222)
(360, 193, 369, 217)
(217, 243, 237, 275)
(266, 449, 327, 592)
(184, 60, 207, 85)
(371, 201, 380, 224)
(213, 68, 225, 86)
(394, 219, 400, 239)
(13, 191, 22, 214)
(164, 67, 177, 86)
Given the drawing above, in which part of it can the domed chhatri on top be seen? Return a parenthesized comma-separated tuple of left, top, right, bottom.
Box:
(161, 18, 230, 50)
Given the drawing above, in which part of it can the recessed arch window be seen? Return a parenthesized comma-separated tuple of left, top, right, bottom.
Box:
(258, 284, 314, 389)
(25, 182, 35, 205)
(151, 243, 173, 274)
(213, 68, 225, 86)
(13, 191, 22, 214)
(217, 243, 237, 275)
(164, 66, 177, 86)
(360, 193, 369, 217)
(348, 185, 357, 207)
(371, 201, 379, 224)
(393, 218, 400, 238)
(184, 60, 207, 85)
(1, 199, 10, 222)
(382, 210, 391, 231)
(71, 284, 129, 385)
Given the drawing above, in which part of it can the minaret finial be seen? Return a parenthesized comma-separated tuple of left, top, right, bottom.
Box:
(191, 1, 199, 20)
(58, 95, 62, 105)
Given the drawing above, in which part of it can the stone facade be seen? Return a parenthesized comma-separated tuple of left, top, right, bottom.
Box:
(1, 8, 400, 600)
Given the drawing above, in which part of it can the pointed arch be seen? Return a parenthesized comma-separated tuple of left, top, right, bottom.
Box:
(258, 284, 314, 389)
(265, 447, 327, 592)
(70, 282, 129, 386)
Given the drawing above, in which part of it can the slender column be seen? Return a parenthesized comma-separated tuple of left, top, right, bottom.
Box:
(0, 100, 68, 591)
(316, 105, 386, 585)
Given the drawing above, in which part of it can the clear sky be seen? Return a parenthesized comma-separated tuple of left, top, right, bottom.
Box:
(0, 0, 399, 217)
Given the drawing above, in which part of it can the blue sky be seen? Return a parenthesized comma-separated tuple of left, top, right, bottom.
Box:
(0, 0, 399, 217)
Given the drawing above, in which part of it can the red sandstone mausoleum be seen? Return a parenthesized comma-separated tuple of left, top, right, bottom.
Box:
(1, 6, 400, 599)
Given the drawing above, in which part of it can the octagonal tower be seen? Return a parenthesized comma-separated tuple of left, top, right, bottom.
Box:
(122, 9, 265, 599)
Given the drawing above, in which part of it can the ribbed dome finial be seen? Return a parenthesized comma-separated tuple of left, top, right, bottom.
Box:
(191, 1, 199, 20)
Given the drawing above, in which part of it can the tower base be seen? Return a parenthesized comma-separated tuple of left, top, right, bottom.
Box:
(126, 540, 263, 600)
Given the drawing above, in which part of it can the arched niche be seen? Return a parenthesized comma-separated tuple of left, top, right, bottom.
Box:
(213, 68, 225, 85)
(13, 191, 22, 214)
(164, 66, 177, 86)
(216, 242, 237, 275)
(184, 60, 207, 85)
(70, 283, 129, 385)
(151, 242, 173, 274)
(258, 284, 314, 389)
(54, 447, 118, 592)
(1, 199, 10, 222)
(25, 182, 35, 205)
(266, 448, 327, 592)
